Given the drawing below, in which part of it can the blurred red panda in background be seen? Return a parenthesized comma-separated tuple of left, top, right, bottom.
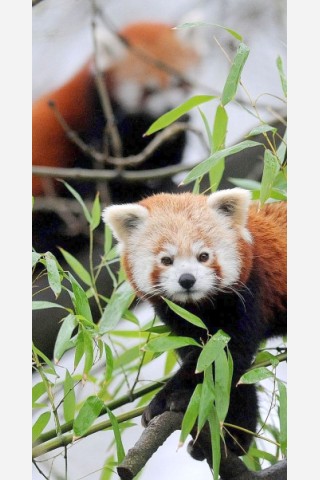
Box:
(32, 21, 200, 253)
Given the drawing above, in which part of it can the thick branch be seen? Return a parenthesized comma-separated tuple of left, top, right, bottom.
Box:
(117, 411, 287, 480)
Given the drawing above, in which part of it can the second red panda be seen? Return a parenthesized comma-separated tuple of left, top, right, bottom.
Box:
(103, 188, 287, 456)
(32, 21, 199, 198)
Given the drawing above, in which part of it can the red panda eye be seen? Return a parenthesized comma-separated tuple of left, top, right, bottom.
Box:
(161, 256, 173, 266)
(198, 252, 209, 262)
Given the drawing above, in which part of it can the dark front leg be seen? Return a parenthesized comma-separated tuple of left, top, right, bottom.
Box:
(142, 349, 201, 427)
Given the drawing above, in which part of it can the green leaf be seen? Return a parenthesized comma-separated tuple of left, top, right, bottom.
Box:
(144, 95, 216, 136)
(181, 141, 262, 185)
(99, 282, 135, 334)
(209, 105, 228, 191)
(221, 43, 250, 106)
(276, 56, 287, 98)
(162, 298, 208, 330)
(32, 252, 42, 267)
(164, 349, 178, 375)
(208, 406, 221, 480)
(44, 252, 61, 298)
(238, 366, 274, 384)
(143, 336, 201, 353)
(254, 351, 280, 368)
(59, 247, 92, 286)
(73, 396, 105, 437)
(179, 384, 202, 445)
(212, 105, 228, 152)
(215, 350, 231, 423)
(32, 301, 67, 310)
(91, 192, 101, 231)
(69, 273, 93, 323)
(198, 368, 215, 432)
(198, 107, 213, 151)
(60, 180, 92, 223)
(174, 22, 242, 41)
(260, 149, 280, 206)
(196, 330, 230, 373)
(54, 313, 77, 363)
(247, 124, 277, 137)
(227, 178, 261, 190)
(63, 370, 76, 423)
(83, 329, 94, 376)
(249, 447, 277, 463)
(142, 325, 171, 334)
(106, 407, 126, 463)
(104, 343, 114, 382)
(277, 380, 287, 455)
(276, 129, 287, 165)
(32, 382, 46, 406)
(74, 330, 85, 370)
(32, 411, 51, 442)
(32, 344, 58, 376)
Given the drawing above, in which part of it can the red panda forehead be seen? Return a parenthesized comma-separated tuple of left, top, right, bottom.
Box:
(139, 193, 222, 252)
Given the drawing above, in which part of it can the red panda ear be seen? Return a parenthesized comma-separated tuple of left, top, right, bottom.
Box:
(102, 204, 149, 244)
(207, 188, 252, 229)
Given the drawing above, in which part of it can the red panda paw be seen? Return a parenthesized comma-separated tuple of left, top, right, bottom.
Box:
(141, 389, 193, 427)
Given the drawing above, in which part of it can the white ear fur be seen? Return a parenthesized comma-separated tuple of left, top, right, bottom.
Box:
(207, 188, 252, 228)
(102, 204, 149, 243)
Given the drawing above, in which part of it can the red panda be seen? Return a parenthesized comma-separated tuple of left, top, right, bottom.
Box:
(103, 188, 287, 455)
(32, 21, 199, 198)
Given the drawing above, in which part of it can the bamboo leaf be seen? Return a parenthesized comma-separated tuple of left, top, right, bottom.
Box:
(104, 224, 113, 256)
(247, 124, 277, 137)
(198, 107, 213, 151)
(91, 192, 101, 231)
(104, 343, 114, 382)
(208, 406, 221, 480)
(162, 298, 208, 331)
(32, 412, 51, 442)
(32, 301, 67, 310)
(179, 384, 202, 445)
(210, 105, 228, 191)
(99, 282, 135, 334)
(106, 407, 126, 463)
(143, 336, 201, 353)
(221, 43, 250, 106)
(276, 56, 287, 98)
(181, 141, 261, 185)
(73, 396, 104, 437)
(32, 382, 46, 406)
(238, 366, 274, 385)
(54, 313, 77, 363)
(44, 252, 61, 298)
(83, 329, 94, 376)
(260, 149, 280, 206)
(144, 95, 216, 136)
(63, 370, 76, 423)
(32, 344, 58, 376)
(59, 247, 92, 286)
(277, 380, 287, 455)
(174, 22, 242, 41)
(69, 273, 93, 323)
(32, 252, 42, 267)
(214, 349, 231, 423)
(198, 368, 215, 432)
(196, 330, 230, 373)
(74, 330, 85, 370)
(60, 180, 92, 223)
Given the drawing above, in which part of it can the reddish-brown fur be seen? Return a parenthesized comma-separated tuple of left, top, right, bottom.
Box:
(32, 22, 198, 196)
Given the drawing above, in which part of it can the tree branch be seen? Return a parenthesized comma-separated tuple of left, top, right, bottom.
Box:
(117, 411, 287, 480)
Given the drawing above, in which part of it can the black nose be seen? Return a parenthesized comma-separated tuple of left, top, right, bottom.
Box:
(179, 273, 196, 290)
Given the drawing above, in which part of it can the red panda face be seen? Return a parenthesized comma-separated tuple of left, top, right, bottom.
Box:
(103, 189, 253, 304)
